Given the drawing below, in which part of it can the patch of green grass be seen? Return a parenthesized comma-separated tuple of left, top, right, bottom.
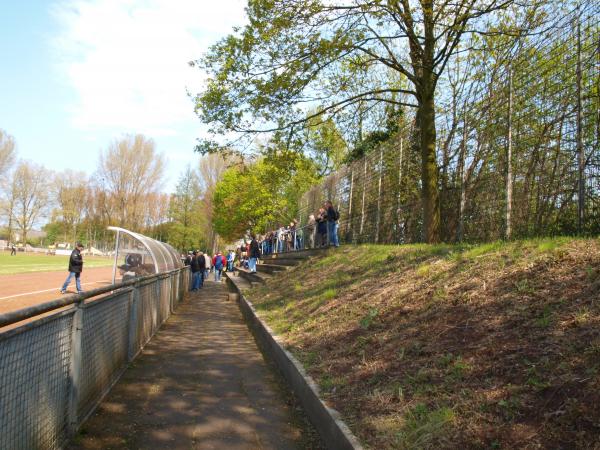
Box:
(416, 263, 432, 277)
(319, 374, 346, 393)
(514, 279, 535, 294)
(462, 241, 504, 259)
(535, 236, 570, 253)
(396, 404, 455, 449)
(534, 305, 554, 328)
(432, 287, 448, 302)
(322, 288, 337, 300)
(497, 396, 522, 420)
(439, 354, 471, 381)
(0, 252, 112, 275)
(574, 307, 592, 325)
(359, 308, 379, 329)
(524, 364, 551, 391)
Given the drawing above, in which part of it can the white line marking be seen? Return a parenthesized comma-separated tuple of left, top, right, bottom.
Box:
(0, 280, 112, 301)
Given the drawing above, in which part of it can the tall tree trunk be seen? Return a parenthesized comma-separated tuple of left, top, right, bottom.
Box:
(419, 89, 441, 243)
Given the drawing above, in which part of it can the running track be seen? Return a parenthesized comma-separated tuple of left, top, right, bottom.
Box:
(0, 266, 114, 314)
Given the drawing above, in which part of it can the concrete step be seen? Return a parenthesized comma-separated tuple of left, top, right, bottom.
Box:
(259, 258, 302, 267)
(261, 247, 330, 261)
(256, 263, 289, 275)
(236, 267, 271, 285)
(224, 271, 252, 290)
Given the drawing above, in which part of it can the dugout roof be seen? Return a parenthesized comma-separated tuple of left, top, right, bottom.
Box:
(108, 227, 183, 283)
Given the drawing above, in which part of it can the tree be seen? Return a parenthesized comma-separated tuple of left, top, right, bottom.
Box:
(194, 0, 520, 242)
(11, 161, 50, 244)
(168, 165, 206, 251)
(96, 134, 166, 231)
(52, 170, 88, 243)
(212, 149, 320, 241)
(197, 153, 241, 252)
(0, 129, 17, 243)
(0, 129, 16, 178)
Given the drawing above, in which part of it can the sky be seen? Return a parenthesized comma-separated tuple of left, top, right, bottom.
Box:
(0, 0, 247, 192)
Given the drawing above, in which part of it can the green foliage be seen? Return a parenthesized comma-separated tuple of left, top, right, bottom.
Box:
(167, 166, 207, 251)
(42, 221, 63, 245)
(304, 115, 348, 174)
(212, 149, 320, 240)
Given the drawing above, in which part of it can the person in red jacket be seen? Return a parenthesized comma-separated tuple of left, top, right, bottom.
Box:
(212, 251, 227, 282)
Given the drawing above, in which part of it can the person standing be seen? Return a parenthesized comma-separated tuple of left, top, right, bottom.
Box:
(204, 252, 211, 280)
(306, 214, 316, 249)
(248, 235, 261, 273)
(212, 251, 226, 282)
(60, 242, 85, 294)
(10, 243, 16, 256)
(276, 226, 285, 253)
(197, 251, 206, 288)
(184, 251, 192, 266)
(293, 219, 303, 250)
(227, 249, 235, 272)
(190, 251, 201, 291)
(325, 200, 340, 247)
(316, 208, 328, 247)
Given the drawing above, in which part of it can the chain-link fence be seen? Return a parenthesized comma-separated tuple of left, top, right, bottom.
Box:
(0, 267, 189, 450)
(295, 1, 599, 244)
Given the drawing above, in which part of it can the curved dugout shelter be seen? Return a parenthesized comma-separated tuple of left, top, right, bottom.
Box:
(108, 226, 183, 284)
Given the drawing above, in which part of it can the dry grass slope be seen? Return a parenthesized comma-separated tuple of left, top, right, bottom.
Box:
(247, 238, 600, 449)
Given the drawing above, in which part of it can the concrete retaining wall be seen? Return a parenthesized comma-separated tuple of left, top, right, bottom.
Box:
(226, 275, 363, 450)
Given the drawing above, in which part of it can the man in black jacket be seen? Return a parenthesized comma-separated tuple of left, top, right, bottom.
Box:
(325, 200, 340, 247)
(190, 251, 201, 291)
(60, 242, 85, 294)
(248, 235, 261, 273)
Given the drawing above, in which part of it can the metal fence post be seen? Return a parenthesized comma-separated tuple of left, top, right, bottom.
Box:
(168, 275, 174, 314)
(576, 5, 585, 233)
(506, 65, 513, 240)
(458, 109, 468, 242)
(375, 147, 384, 243)
(67, 300, 84, 434)
(396, 137, 404, 243)
(359, 158, 367, 238)
(127, 287, 139, 362)
(348, 169, 354, 242)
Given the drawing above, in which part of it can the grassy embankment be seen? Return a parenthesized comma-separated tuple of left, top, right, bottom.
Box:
(247, 238, 600, 449)
(0, 252, 112, 275)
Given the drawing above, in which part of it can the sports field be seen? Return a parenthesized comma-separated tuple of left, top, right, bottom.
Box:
(0, 251, 115, 315)
(0, 251, 112, 275)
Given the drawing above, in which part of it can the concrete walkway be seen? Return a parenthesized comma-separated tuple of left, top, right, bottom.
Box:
(68, 280, 318, 450)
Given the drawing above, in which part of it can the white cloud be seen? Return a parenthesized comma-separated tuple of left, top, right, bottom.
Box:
(51, 0, 246, 135)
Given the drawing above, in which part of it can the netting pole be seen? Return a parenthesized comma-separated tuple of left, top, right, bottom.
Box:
(397, 137, 404, 243)
(576, 4, 585, 233)
(375, 147, 384, 243)
(506, 65, 514, 240)
(359, 158, 367, 237)
(68, 300, 84, 434)
(348, 169, 354, 242)
(458, 108, 468, 243)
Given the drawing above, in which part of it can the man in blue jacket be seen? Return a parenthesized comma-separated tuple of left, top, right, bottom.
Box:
(60, 242, 85, 294)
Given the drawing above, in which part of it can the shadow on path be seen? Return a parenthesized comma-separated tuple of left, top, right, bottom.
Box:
(68, 280, 317, 450)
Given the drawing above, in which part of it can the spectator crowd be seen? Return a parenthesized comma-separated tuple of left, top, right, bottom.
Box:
(182, 201, 340, 292)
